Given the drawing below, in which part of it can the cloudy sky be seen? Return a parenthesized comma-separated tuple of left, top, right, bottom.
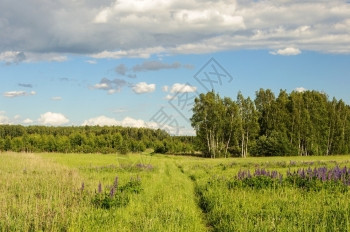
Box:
(1, 0, 350, 134)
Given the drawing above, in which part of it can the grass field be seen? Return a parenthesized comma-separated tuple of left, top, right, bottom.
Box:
(1, 152, 350, 231)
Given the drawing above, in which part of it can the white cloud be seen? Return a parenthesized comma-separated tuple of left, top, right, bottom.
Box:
(37, 112, 69, 126)
(93, 8, 111, 24)
(3, 90, 36, 98)
(82, 115, 150, 128)
(3, 91, 26, 98)
(51, 96, 62, 101)
(91, 47, 166, 59)
(82, 115, 192, 135)
(132, 82, 156, 94)
(1, 0, 350, 62)
(270, 47, 302, 56)
(93, 83, 109, 89)
(23, 118, 33, 124)
(295, 87, 307, 93)
(0, 112, 10, 124)
(0, 51, 67, 63)
(82, 116, 119, 126)
(164, 94, 176, 100)
(170, 83, 197, 93)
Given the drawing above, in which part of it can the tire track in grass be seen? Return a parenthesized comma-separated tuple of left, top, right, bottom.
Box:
(175, 162, 212, 232)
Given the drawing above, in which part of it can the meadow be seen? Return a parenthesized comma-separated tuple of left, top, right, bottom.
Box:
(1, 152, 350, 231)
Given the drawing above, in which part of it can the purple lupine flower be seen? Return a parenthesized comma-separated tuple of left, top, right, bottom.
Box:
(113, 176, 119, 191)
(279, 173, 283, 184)
(81, 182, 85, 192)
(271, 171, 278, 179)
(254, 169, 260, 176)
(247, 170, 251, 178)
(110, 186, 115, 197)
(328, 172, 332, 181)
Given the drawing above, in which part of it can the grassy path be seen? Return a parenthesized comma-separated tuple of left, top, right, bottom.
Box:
(36, 153, 208, 231)
(3, 152, 350, 231)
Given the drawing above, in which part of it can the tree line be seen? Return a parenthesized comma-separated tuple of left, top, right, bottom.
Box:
(1, 89, 349, 158)
(191, 89, 350, 158)
(0, 125, 195, 154)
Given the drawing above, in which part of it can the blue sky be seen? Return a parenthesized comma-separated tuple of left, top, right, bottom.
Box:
(1, 0, 350, 135)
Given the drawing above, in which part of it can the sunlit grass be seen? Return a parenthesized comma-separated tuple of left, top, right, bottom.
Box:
(1, 152, 350, 231)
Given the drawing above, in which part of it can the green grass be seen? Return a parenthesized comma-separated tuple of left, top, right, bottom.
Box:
(1, 152, 350, 231)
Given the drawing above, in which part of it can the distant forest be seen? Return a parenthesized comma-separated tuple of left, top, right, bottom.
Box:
(1, 89, 350, 157)
(0, 125, 195, 155)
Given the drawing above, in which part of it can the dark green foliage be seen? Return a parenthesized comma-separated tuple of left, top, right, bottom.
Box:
(251, 131, 297, 156)
(1, 89, 350, 157)
(92, 192, 130, 209)
(92, 177, 143, 209)
(228, 176, 280, 190)
(119, 177, 143, 194)
(191, 89, 350, 157)
(0, 125, 195, 154)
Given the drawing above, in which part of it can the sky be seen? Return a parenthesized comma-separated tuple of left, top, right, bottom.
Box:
(1, 0, 350, 135)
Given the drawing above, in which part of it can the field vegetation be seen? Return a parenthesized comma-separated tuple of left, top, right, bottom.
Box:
(1, 151, 350, 231)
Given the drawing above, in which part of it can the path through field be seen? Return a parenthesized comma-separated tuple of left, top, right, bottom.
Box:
(1, 152, 350, 231)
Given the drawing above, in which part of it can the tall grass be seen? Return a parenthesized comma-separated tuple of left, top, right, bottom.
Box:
(0, 152, 84, 231)
(1, 152, 350, 231)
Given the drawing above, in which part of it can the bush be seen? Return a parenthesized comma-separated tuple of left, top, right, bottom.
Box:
(92, 176, 143, 209)
(251, 131, 297, 156)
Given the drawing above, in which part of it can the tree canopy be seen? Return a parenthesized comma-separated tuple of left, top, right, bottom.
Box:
(191, 89, 350, 157)
(0, 125, 195, 155)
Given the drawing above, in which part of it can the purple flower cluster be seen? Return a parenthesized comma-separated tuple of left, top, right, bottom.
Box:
(236, 166, 350, 186)
(110, 176, 119, 197)
(287, 166, 350, 185)
(237, 168, 282, 180)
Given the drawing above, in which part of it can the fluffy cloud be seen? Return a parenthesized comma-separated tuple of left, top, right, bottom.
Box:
(0, 51, 67, 63)
(0, 112, 10, 124)
(170, 83, 197, 93)
(23, 118, 33, 124)
(82, 115, 150, 128)
(82, 115, 192, 135)
(132, 82, 156, 94)
(270, 47, 302, 56)
(295, 87, 307, 93)
(164, 94, 176, 100)
(1, 0, 349, 61)
(3, 91, 36, 98)
(37, 112, 69, 126)
(82, 116, 119, 126)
